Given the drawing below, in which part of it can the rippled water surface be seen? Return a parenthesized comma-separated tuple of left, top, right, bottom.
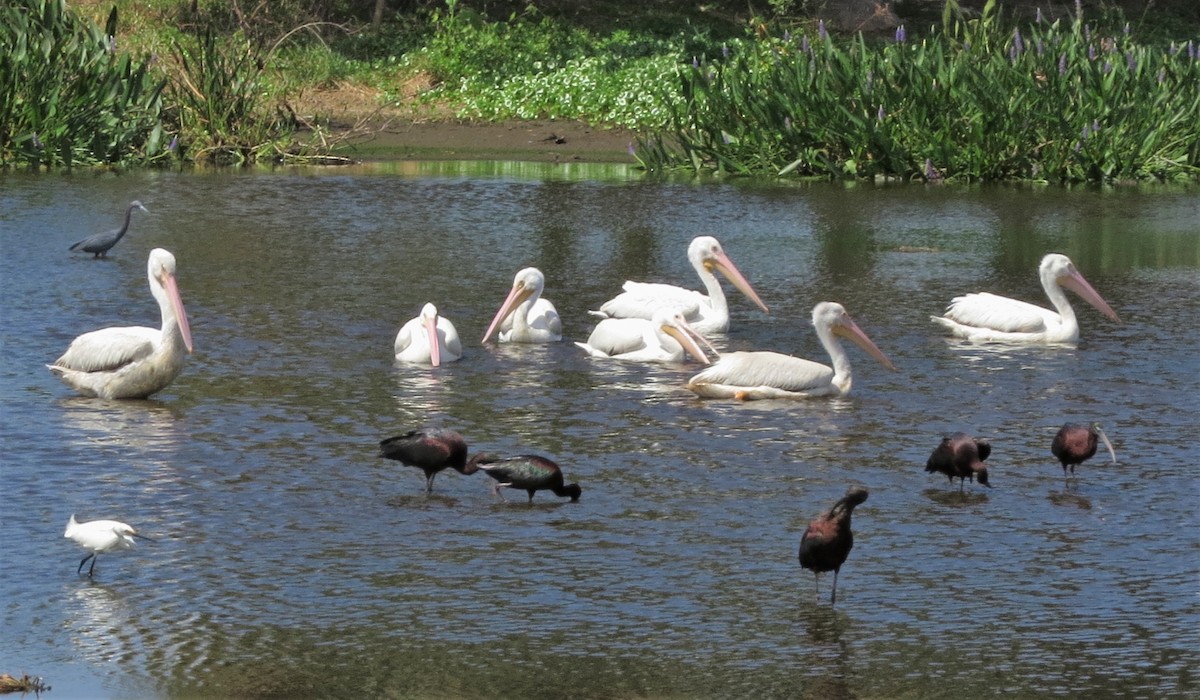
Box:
(1, 164, 1197, 699)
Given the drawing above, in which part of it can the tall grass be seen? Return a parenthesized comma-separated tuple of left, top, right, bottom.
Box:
(637, 0, 1200, 182)
(0, 0, 167, 168)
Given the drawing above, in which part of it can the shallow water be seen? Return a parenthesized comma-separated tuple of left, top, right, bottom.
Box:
(1, 163, 1197, 699)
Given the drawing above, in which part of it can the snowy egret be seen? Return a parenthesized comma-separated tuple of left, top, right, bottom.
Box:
(64, 514, 154, 577)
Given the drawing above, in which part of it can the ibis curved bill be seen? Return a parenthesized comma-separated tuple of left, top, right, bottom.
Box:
(395, 303, 462, 367)
(931, 253, 1120, 343)
(576, 308, 713, 363)
(481, 267, 562, 344)
(686, 301, 895, 400)
(1051, 422, 1117, 475)
(475, 453, 582, 503)
(925, 432, 992, 491)
(590, 236, 768, 334)
(48, 248, 193, 399)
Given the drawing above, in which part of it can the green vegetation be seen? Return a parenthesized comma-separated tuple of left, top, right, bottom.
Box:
(1, 0, 167, 168)
(2, 0, 1197, 181)
(638, 0, 1200, 181)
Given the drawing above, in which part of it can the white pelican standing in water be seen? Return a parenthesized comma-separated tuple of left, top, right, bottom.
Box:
(590, 236, 769, 334)
(931, 253, 1120, 343)
(481, 267, 562, 343)
(48, 248, 194, 399)
(686, 302, 896, 400)
(395, 303, 462, 367)
(576, 308, 714, 364)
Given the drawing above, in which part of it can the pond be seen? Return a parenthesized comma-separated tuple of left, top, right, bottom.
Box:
(1, 162, 1197, 699)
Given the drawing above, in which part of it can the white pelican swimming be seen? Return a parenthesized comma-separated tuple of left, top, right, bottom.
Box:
(686, 301, 896, 400)
(48, 248, 194, 399)
(931, 253, 1120, 343)
(576, 308, 713, 363)
(590, 235, 769, 334)
(481, 267, 562, 344)
(395, 303, 462, 366)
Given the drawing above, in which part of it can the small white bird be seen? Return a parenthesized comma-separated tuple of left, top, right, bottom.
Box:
(481, 267, 562, 344)
(394, 302, 463, 367)
(64, 514, 154, 577)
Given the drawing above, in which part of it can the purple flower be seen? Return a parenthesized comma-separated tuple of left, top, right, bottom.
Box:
(895, 25, 906, 43)
(722, 43, 730, 59)
(1059, 52, 1068, 74)
(168, 135, 178, 152)
(1157, 67, 1166, 83)
(1169, 41, 1178, 56)
(1036, 7, 1044, 23)
(1009, 44, 1018, 63)
(1084, 24, 1091, 42)
(1093, 119, 1100, 133)
(801, 35, 810, 54)
(1123, 22, 1130, 36)
(1126, 51, 1136, 71)
(1088, 44, 1096, 60)
(784, 116, 793, 130)
(1103, 60, 1112, 73)
(865, 69, 874, 90)
(722, 131, 732, 144)
(628, 143, 636, 156)
(1075, 0, 1083, 20)
(32, 133, 42, 149)
(1081, 123, 1091, 139)
(924, 158, 941, 181)
(1013, 28, 1024, 54)
(692, 56, 700, 69)
(107, 35, 116, 53)
(818, 20, 827, 41)
(783, 30, 791, 42)
(1036, 38, 1044, 56)
(877, 105, 886, 122)
(1189, 41, 1197, 60)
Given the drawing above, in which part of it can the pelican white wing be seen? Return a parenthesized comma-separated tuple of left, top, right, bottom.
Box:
(686, 352, 838, 398)
(938, 292, 1060, 333)
(53, 327, 160, 373)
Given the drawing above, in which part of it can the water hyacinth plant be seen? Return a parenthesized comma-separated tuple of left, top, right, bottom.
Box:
(637, 0, 1200, 182)
(0, 0, 167, 168)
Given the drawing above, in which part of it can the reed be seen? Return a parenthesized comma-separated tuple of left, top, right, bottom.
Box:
(0, 0, 167, 168)
(637, 1, 1200, 182)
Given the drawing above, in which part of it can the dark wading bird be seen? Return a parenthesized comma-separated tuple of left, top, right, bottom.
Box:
(379, 428, 481, 493)
(925, 433, 992, 492)
(64, 514, 155, 577)
(69, 200, 149, 258)
(476, 454, 582, 503)
(798, 487, 869, 605)
(1051, 422, 1117, 476)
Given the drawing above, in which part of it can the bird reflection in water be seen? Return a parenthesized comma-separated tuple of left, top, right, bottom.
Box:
(794, 604, 856, 700)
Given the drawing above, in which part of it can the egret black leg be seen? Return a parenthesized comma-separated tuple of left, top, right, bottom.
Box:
(88, 555, 98, 577)
(77, 553, 94, 574)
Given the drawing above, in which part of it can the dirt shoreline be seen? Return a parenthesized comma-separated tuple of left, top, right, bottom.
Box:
(325, 118, 642, 164)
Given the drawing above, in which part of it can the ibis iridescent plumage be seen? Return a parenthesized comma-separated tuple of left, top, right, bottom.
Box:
(69, 200, 149, 258)
(481, 267, 562, 344)
(575, 308, 713, 363)
(394, 303, 462, 367)
(378, 428, 481, 493)
(799, 487, 869, 605)
(925, 433, 991, 491)
(476, 454, 581, 503)
(686, 301, 895, 400)
(931, 253, 1120, 343)
(48, 248, 194, 399)
(589, 235, 769, 334)
(1051, 422, 1117, 476)
(64, 514, 154, 577)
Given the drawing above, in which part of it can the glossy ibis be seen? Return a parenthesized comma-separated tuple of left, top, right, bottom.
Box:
(476, 454, 581, 503)
(379, 428, 480, 492)
(798, 487, 869, 604)
(65, 514, 154, 577)
(925, 433, 991, 491)
(70, 200, 149, 258)
(1051, 422, 1117, 475)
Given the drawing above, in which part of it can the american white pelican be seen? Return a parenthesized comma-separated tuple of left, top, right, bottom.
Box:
(48, 248, 194, 399)
(686, 301, 896, 400)
(590, 235, 769, 334)
(64, 514, 154, 577)
(481, 267, 562, 343)
(931, 253, 1120, 343)
(575, 308, 713, 363)
(394, 303, 462, 367)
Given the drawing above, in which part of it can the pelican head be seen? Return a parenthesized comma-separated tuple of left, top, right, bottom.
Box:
(689, 236, 769, 314)
(656, 309, 713, 364)
(482, 267, 546, 343)
(815, 302, 896, 371)
(419, 302, 443, 367)
(1041, 253, 1121, 324)
(148, 248, 193, 354)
